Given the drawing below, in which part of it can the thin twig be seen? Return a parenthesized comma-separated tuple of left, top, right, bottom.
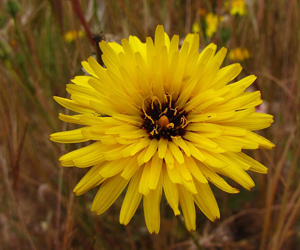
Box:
(176, 216, 203, 250)
(71, 0, 94, 46)
(54, 118, 67, 250)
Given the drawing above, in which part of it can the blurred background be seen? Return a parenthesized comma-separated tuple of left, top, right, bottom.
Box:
(0, 0, 299, 249)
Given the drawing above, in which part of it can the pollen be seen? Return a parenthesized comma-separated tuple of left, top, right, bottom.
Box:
(158, 115, 170, 128)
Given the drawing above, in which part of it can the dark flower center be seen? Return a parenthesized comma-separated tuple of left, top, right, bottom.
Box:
(141, 94, 187, 140)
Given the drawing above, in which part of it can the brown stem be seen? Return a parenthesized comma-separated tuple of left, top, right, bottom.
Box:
(71, 0, 94, 46)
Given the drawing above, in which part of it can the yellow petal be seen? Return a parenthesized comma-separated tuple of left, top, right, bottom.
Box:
(193, 181, 220, 221)
(99, 158, 130, 178)
(58, 113, 84, 125)
(199, 162, 240, 193)
(166, 162, 182, 184)
(54, 96, 95, 114)
(184, 156, 208, 183)
(185, 141, 206, 162)
(199, 150, 228, 168)
(172, 136, 191, 156)
(181, 178, 198, 195)
(50, 128, 88, 143)
(59, 142, 104, 165)
(212, 63, 243, 90)
(113, 114, 143, 126)
(168, 142, 184, 164)
(99, 41, 121, 70)
(215, 164, 255, 190)
(245, 131, 275, 150)
(104, 146, 126, 161)
(73, 164, 106, 196)
(175, 161, 193, 181)
(158, 139, 168, 158)
(139, 162, 151, 195)
(81, 60, 98, 78)
(91, 175, 129, 215)
(154, 25, 166, 51)
(162, 166, 180, 215)
(219, 135, 259, 150)
(236, 152, 268, 173)
(221, 112, 273, 131)
(121, 156, 140, 179)
(178, 185, 196, 231)
(184, 132, 218, 149)
(144, 139, 159, 163)
(143, 175, 163, 234)
(164, 148, 174, 168)
(120, 168, 143, 225)
(130, 137, 151, 156)
(149, 152, 163, 190)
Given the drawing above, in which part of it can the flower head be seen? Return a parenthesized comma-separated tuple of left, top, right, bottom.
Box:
(230, 0, 246, 16)
(51, 25, 274, 234)
(228, 47, 250, 61)
(192, 22, 201, 33)
(64, 30, 84, 43)
(205, 12, 219, 38)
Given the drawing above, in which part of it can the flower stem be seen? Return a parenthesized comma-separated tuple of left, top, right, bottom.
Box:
(176, 216, 203, 250)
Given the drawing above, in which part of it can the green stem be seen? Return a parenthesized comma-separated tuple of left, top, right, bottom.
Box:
(176, 216, 203, 250)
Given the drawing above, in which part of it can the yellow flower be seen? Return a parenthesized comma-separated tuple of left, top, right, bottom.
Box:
(64, 30, 84, 43)
(205, 13, 218, 38)
(228, 48, 250, 61)
(192, 22, 201, 33)
(230, 0, 246, 16)
(51, 25, 274, 234)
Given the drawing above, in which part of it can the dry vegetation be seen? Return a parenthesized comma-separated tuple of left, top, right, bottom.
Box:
(0, 0, 299, 249)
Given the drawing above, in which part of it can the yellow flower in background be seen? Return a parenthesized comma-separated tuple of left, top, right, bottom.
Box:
(228, 48, 250, 61)
(192, 22, 201, 33)
(230, 0, 246, 16)
(64, 30, 84, 43)
(51, 25, 274, 234)
(205, 12, 218, 37)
